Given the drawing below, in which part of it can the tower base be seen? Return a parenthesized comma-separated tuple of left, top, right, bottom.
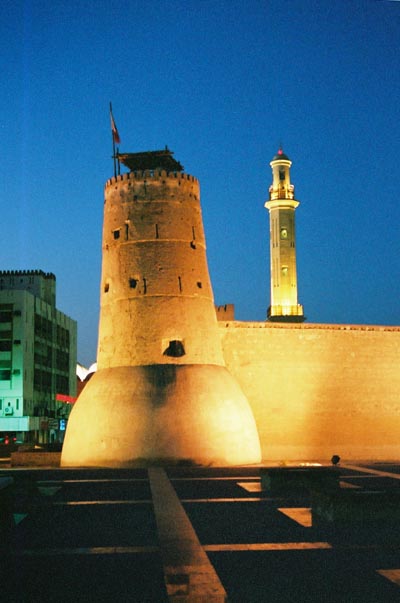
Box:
(61, 364, 261, 467)
(267, 304, 306, 323)
(268, 315, 306, 323)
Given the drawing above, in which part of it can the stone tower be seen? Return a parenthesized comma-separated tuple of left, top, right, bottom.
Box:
(265, 149, 305, 322)
(61, 149, 261, 467)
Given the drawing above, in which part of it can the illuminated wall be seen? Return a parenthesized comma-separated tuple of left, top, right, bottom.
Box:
(220, 321, 400, 462)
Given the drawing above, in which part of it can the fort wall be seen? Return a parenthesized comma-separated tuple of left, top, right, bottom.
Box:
(219, 321, 400, 462)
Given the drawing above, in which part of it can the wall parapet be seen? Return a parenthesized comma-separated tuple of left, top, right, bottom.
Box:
(218, 321, 400, 333)
(105, 171, 198, 189)
(0, 270, 55, 280)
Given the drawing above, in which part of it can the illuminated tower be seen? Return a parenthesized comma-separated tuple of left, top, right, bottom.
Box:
(61, 149, 261, 467)
(265, 149, 305, 322)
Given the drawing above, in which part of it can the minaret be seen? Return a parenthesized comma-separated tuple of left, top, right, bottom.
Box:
(265, 148, 305, 322)
(61, 149, 261, 467)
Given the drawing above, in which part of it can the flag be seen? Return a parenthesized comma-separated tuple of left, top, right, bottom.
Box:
(110, 106, 121, 145)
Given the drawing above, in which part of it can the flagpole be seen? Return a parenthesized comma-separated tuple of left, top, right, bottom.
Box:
(110, 101, 117, 178)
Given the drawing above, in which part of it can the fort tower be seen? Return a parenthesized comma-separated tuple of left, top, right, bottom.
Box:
(61, 149, 261, 467)
(265, 149, 305, 322)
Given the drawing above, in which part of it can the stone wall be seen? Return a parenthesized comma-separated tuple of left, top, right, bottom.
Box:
(219, 321, 400, 462)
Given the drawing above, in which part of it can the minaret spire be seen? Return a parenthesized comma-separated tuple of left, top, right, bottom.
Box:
(265, 148, 305, 322)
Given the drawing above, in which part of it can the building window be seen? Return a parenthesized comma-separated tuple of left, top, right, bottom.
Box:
(279, 168, 285, 181)
(0, 341, 11, 352)
(34, 314, 53, 341)
(282, 266, 288, 276)
(104, 283, 109, 293)
(197, 282, 202, 288)
(129, 278, 138, 289)
(178, 276, 182, 292)
(0, 370, 11, 380)
(113, 229, 120, 240)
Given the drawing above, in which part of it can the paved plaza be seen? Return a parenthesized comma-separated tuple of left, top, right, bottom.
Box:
(1, 462, 400, 602)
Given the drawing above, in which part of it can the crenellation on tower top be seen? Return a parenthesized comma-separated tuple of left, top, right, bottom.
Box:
(105, 171, 199, 197)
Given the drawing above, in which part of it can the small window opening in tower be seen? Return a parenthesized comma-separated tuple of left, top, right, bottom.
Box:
(178, 276, 182, 292)
(155, 224, 159, 239)
(129, 278, 138, 289)
(113, 229, 120, 240)
(125, 223, 129, 240)
(197, 281, 202, 288)
(279, 169, 285, 181)
(163, 340, 185, 357)
(190, 241, 196, 249)
(143, 278, 147, 294)
(282, 266, 288, 276)
(104, 283, 109, 293)
(192, 227, 196, 240)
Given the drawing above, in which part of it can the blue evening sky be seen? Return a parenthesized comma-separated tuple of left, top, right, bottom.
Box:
(1, 0, 399, 366)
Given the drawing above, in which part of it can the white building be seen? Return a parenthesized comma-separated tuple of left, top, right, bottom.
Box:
(0, 270, 77, 444)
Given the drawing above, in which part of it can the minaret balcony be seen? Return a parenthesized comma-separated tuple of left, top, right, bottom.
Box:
(268, 185, 295, 201)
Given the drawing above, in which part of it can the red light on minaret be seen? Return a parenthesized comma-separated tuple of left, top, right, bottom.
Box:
(278, 148, 283, 155)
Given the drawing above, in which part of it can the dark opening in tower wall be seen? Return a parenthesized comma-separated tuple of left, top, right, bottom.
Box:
(163, 340, 185, 357)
